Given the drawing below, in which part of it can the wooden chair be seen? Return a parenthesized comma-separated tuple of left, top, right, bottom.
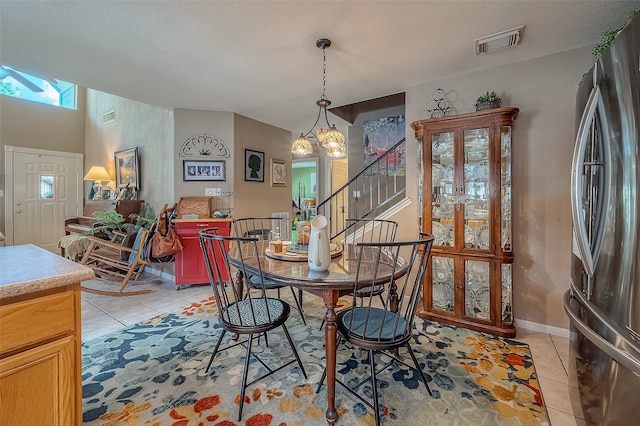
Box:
(199, 228, 307, 421)
(233, 217, 307, 325)
(316, 233, 435, 426)
(79, 228, 153, 296)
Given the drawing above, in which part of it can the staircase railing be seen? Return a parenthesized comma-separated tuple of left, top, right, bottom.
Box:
(316, 138, 406, 241)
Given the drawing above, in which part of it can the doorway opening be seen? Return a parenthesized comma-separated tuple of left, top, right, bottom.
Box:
(292, 158, 319, 221)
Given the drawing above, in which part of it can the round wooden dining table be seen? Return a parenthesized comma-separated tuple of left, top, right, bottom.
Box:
(226, 240, 408, 424)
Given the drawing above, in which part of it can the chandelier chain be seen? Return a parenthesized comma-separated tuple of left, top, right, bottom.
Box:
(321, 46, 327, 101)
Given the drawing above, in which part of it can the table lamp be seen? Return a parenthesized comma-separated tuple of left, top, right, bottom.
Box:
(83, 166, 112, 200)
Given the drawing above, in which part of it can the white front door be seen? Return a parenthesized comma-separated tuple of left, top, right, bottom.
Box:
(4, 146, 83, 252)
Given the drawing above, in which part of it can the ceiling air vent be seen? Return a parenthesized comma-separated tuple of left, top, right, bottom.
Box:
(102, 110, 115, 124)
(475, 25, 524, 55)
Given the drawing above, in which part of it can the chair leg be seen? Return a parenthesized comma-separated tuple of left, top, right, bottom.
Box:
(238, 333, 254, 422)
(206, 330, 227, 373)
(316, 368, 327, 394)
(289, 287, 306, 325)
(281, 323, 307, 379)
(405, 343, 432, 396)
(368, 349, 381, 426)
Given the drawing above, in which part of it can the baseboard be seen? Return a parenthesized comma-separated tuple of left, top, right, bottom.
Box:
(516, 318, 570, 338)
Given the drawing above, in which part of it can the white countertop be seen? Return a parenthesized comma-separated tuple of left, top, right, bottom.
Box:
(0, 244, 94, 298)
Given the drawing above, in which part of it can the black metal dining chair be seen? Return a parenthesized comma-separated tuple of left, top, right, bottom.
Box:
(316, 233, 435, 426)
(198, 228, 308, 421)
(343, 218, 398, 306)
(318, 218, 398, 330)
(233, 217, 306, 325)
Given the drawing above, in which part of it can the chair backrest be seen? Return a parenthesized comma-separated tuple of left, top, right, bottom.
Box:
(199, 228, 280, 328)
(344, 233, 435, 343)
(343, 218, 398, 245)
(233, 217, 290, 241)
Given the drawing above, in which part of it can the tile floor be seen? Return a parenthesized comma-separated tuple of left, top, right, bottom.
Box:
(81, 274, 585, 425)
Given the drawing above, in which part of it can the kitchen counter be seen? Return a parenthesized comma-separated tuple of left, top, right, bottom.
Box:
(0, 244, 94, 299)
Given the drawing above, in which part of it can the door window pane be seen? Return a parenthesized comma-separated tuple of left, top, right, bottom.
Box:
(40, 176, 54, 199)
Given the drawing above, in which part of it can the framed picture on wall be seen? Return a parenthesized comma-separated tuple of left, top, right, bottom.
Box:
(183, 160, 226, 181)
(114, 146, 140, 190)
(270, 158, 286, 187)
(244, 149, 265, 182)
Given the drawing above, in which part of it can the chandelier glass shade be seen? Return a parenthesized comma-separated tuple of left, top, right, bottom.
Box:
(292, 134, 314, 155)
(291, 38, 347, 159)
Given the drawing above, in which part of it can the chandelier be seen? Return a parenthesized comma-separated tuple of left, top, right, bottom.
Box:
(291, 38, 347, 158)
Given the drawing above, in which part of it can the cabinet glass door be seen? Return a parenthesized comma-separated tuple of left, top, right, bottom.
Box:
(502, 263, 513, 322)
(463, 128, 490, 250)
(465, 259, 490, 320)
(431, 132, 454, 247)
(432, 256, 454, 312)
(501, 126, 513, 252)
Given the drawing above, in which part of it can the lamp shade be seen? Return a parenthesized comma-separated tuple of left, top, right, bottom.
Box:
(83, 166, 112, 181)
(292, 134, 314, 155)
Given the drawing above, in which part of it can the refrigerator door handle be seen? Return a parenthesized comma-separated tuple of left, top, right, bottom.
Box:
(570, 83, 610, 277)
(564, 285, 640, 375)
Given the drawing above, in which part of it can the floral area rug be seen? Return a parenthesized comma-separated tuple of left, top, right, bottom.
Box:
(82, 294, 549, 425)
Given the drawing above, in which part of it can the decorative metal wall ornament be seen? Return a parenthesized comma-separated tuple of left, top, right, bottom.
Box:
(422, 88, 458, 118)
(178, 134, 231, 157)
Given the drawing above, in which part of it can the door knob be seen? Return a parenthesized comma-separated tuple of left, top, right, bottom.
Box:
(15, 209, 21, 213)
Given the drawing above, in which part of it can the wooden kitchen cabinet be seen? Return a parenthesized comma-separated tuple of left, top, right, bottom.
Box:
(411, 107, 518, 337)
(0, 244, 92, 426)
(173, 218, 232, 288)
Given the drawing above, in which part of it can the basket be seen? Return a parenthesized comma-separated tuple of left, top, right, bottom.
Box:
(475, 101, 501, 111)
(177, 196, 213, 218)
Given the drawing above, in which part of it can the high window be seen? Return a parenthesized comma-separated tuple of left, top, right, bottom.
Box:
(0, 65, 77, 109)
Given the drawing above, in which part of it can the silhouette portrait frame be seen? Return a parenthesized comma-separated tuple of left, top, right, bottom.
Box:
(244, 149, 265, 182)
(183, 160, 225, 181)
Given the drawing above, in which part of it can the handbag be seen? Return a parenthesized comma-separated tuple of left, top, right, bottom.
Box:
(151, 225, 183, 257)
(147, 203, 182, 261)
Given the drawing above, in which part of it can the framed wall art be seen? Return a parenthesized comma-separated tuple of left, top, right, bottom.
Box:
(114, 146, 140, 190)
(183, 160, 226, 181)
(270, 158, 286, 187)
(244, 149, 265, 182)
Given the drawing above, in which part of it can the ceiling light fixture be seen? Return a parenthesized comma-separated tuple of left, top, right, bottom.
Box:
(291, 38, 347, 158)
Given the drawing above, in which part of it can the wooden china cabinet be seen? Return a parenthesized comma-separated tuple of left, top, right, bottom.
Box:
(411, 107, 518, 337)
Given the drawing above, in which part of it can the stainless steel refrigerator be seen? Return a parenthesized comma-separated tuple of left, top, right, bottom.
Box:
(563, 14, 640, 425)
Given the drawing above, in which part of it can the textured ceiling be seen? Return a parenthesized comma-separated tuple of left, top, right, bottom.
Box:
(1, 1, 637, 134)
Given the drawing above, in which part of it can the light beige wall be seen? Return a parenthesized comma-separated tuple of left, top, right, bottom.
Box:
(0, 88, 87, 234)
(233, 114, 294, 219)
(404, 46, 595, 330)
(173, 108, 234, 212)
(85, 89, 173, 212)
